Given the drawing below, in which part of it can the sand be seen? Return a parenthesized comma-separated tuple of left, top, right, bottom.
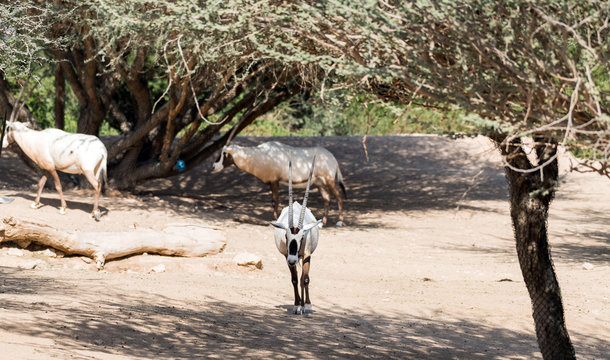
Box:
(1, 135, 608, 359)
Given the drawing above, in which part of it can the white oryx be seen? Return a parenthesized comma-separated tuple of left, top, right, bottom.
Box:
(2, 121, 107, 220)
(212, 141, 346, 226)
(271, 157, 322, 315)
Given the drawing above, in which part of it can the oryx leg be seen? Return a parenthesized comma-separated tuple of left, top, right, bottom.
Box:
(32, 172, 49, 209)
(317, 185, 331, 225)
(82, 169, 102, 220)
(49, 169, 67, 214)
(270, 181, 280, 219)
(302, 256, 313, 314)
(289, 264, 302, 314)
(328, 180, 344, 226)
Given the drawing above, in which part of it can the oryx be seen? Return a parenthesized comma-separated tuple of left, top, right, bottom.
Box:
(1, 121, 107, 220)
(213, 141, 346, 226)
(270, 156, 322, 314)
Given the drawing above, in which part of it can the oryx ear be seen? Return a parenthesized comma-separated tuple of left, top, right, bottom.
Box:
(302, 219, 322, 231)
(270, 222, 289, 230)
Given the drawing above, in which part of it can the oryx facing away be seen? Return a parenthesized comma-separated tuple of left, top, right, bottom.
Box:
(1, 121, 108, 220)
(271, 157, 322, 315)
(212, 141, 346, 226)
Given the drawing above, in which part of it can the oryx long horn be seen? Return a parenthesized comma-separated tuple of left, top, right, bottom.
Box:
(298, 155, 316, 229)
(288, 160, 294, 229)
(0, 111, 7, 158)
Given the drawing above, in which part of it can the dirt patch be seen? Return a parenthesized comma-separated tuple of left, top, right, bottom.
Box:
(1, 135, 608, 359)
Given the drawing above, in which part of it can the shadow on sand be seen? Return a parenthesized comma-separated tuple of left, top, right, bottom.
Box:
(0, 267, 563, 359)
(134, 135, 508, 227)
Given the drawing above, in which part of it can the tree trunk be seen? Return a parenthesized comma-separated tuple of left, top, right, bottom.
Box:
(77, 106, 105, 135)
(109, 81, 300, 190)
(498, 136, 575, 359)
(54, 64, 65, 130)
(1, 216, 226, 270)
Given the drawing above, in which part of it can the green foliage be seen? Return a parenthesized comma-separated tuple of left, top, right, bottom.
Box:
(70, 0, 267, 78)
(25, 73, 56, 129)
(241, 115, 295, 136)
(6, 62, 119, 135)
(257, 0, 610, 166)
(0, 1, 66, 75)
(98, 120, 120, 136)
(243, 92, 471, 136)
(24, 67, 79, 131)
(2, 0, 608, 177)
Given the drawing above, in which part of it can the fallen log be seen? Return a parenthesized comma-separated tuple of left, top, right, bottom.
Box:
(0, 216, 226, 269)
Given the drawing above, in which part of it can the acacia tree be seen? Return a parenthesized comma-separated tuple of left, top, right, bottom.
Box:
(1, 0, 315, 189)
(0, 1, 63, 128)
(3, 2, 608, 356)
(0, 1, 72, 170)
(261, 1, 609, 358)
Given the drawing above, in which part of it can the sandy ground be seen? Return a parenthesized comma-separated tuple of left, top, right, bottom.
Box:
(0, 135, 608, 359)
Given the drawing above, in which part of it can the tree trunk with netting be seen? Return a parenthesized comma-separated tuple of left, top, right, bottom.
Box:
(499, 136, 575, 359)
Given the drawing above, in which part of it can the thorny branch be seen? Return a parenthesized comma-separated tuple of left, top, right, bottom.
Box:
(273, 1, 609, 178)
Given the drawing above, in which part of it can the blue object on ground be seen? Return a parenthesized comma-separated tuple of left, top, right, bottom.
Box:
(174, 159, 186, 172)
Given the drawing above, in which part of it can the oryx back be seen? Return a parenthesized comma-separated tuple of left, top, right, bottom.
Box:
(46, 129, 107, 175)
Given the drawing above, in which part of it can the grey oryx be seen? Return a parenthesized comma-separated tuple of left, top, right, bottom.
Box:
(271, 156, 322, 315)
(2, 121, 108, 220)
(212, 141, 346, 226)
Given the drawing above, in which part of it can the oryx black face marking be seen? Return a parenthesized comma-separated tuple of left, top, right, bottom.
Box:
(221, 151, 234, 167)
(288, 240, 298, 256)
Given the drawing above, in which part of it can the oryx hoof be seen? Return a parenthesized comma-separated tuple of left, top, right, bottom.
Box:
(91, 210, 101, 221)
(59, 207, 66, 215)
(303, 304, 313, 314)
(30, 202, 42, 209)
(335, 221, 345, 228)
(293, 305, 303, 315)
